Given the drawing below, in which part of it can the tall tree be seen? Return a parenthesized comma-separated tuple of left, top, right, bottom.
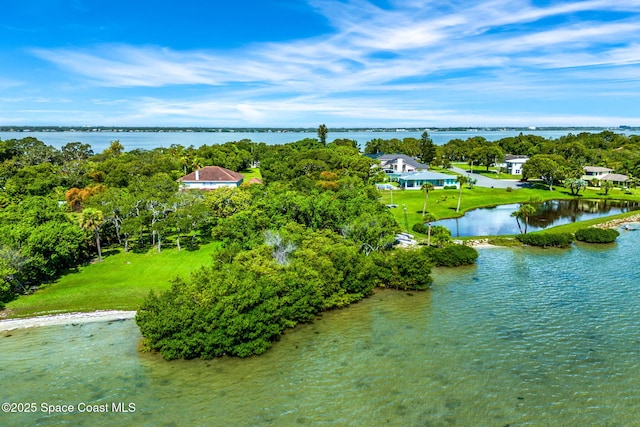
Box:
(102, 140, 124, 158)
(455, 175, 468, 213)
(522, 155, 565, 191)
(511, 204, 537, 234)
(628, 176, 639, 195)
(79, 208, 105, 262)
(317, 124, 328, 145)
(423, 212, 436, 246)
(418, 131, 437, 165)
(421, 182, 434, 217)
(601, 180, 614, 195)
(471, 144, 504, 172)
(564, 178, 587, 196)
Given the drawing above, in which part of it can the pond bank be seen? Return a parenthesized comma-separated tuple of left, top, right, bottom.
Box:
(594, 213, 640, 229)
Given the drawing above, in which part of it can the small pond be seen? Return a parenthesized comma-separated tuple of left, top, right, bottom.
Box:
(436, 199, 640, 237)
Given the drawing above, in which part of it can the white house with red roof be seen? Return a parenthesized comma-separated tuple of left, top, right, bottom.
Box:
(178, 166, 244, 190)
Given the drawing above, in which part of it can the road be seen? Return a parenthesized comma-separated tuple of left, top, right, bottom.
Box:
(448, 166, 530, 189)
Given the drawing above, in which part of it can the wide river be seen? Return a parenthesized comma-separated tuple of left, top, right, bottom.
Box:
(0, 129, 625, 152)
(2, 230, 639, 426)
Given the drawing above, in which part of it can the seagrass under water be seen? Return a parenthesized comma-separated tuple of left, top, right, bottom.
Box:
(2, 232, 639, 426)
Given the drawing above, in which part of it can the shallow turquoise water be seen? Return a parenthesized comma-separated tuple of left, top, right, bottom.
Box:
(1, 232, 640, 426)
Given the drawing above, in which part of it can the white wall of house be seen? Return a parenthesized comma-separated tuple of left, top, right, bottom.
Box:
(182, 181, 241, 190)
(505, 159, 528, 175)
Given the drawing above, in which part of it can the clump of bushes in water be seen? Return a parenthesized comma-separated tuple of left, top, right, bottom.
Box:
(575, 227, 620, 243)
(422, 244, 479, 267)
(371, 249, 433, 291)
(136, 225, 434, 360)
(516, 232, 574, 248)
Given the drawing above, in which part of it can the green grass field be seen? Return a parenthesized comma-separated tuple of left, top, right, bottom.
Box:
(4, 177, 638, 319)
(379, 185, 640, 233)
(241, 167, 263, 181)
(3, 241, 220, 318)
(450, 162, 521, 179)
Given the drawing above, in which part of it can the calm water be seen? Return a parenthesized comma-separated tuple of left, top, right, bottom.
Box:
(0, 130, 613, 152)
(438, 199, 640, 237)
(2, 231, 640, 426)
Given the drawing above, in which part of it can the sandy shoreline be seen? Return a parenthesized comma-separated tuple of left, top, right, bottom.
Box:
(0, 310, 137, 331)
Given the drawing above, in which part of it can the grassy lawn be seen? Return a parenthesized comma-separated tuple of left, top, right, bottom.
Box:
(379, 185, 640, 232)
(450, 162, 519, 179)
(3, 241, 220, 318)
(241, 167, 262, 181)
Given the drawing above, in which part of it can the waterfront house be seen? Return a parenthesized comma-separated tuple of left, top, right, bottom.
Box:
(583, 166, 614, 178)
(178, 166, 244, 190)
(582, 166, 628, 187)
(397, 171, 459, 189)
(502, 156, 529, 175)
(372, 153, 429, 174)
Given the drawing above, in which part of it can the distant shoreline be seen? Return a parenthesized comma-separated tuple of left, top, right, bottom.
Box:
(0, 310, 136, 331)
(1, 126, 635, 133)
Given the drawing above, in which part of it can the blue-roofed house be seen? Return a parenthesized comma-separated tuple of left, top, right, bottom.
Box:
(398, 171, 459, 189)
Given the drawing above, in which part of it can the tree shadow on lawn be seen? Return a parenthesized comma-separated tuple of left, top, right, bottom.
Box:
(557, 190, 585, 197)
(102, 249, 120, 257)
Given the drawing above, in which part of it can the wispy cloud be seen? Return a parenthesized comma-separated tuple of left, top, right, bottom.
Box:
(21, 0, 640, 125)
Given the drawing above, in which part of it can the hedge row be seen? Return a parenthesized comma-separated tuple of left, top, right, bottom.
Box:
(422, 244, 479, 267)
(516, 232, 574, 248)
(575, 227, 620, 243)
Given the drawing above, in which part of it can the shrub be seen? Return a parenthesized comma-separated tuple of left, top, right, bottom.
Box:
(422, 244, 479, 267)
(444, 185, 457, 190)
(412, 223, 428, 234)
(516, 232, 574, 248)
(487, 237, 521, 247)
(372, 249, 433, 291)
(575, 227, 619, 243)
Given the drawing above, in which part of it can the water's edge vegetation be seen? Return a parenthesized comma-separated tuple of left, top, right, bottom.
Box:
(3, 130, 640, 358)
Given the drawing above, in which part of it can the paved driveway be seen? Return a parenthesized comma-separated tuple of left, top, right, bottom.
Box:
(449, 166, 530, 189)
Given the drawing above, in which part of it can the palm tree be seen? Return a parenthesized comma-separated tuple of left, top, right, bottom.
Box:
(423, 212, 437, 246)
(455, 175, 468, 213)
(511, 204, 537, 234)
(317, 124, 328, 145)
(79, 208, 105, 262)
(421, 182, 434, 217)
(191, 156, 203, 172)
(564, 177, 587, 196)
(628, 176, 639, 195)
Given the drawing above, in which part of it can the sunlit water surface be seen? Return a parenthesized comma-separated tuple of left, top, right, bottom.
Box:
(437, 199, 640, 237)
(2, 232, 640, 426)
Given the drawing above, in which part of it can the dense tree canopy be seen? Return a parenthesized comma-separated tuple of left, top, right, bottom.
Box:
(2, 129, 635, 343)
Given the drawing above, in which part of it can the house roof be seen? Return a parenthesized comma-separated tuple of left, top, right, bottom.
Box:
(584, 166, 614, 173)
(375, 153, 429, 169)
(179, 166, 244, 182)
(602, 173, 629, 182)
(582, 173, 629, 182)
(505, 157, 529, 164)
(504, 155, 529, 161)
(398, 171, 455, 181)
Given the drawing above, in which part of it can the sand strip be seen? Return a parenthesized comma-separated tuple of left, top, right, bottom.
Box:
(0, 310, 137, 331)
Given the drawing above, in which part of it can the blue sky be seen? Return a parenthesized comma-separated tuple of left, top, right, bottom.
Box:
(2, 0, 640, 127)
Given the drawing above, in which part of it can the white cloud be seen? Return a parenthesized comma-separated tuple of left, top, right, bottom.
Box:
(18, 0, 640, 126)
